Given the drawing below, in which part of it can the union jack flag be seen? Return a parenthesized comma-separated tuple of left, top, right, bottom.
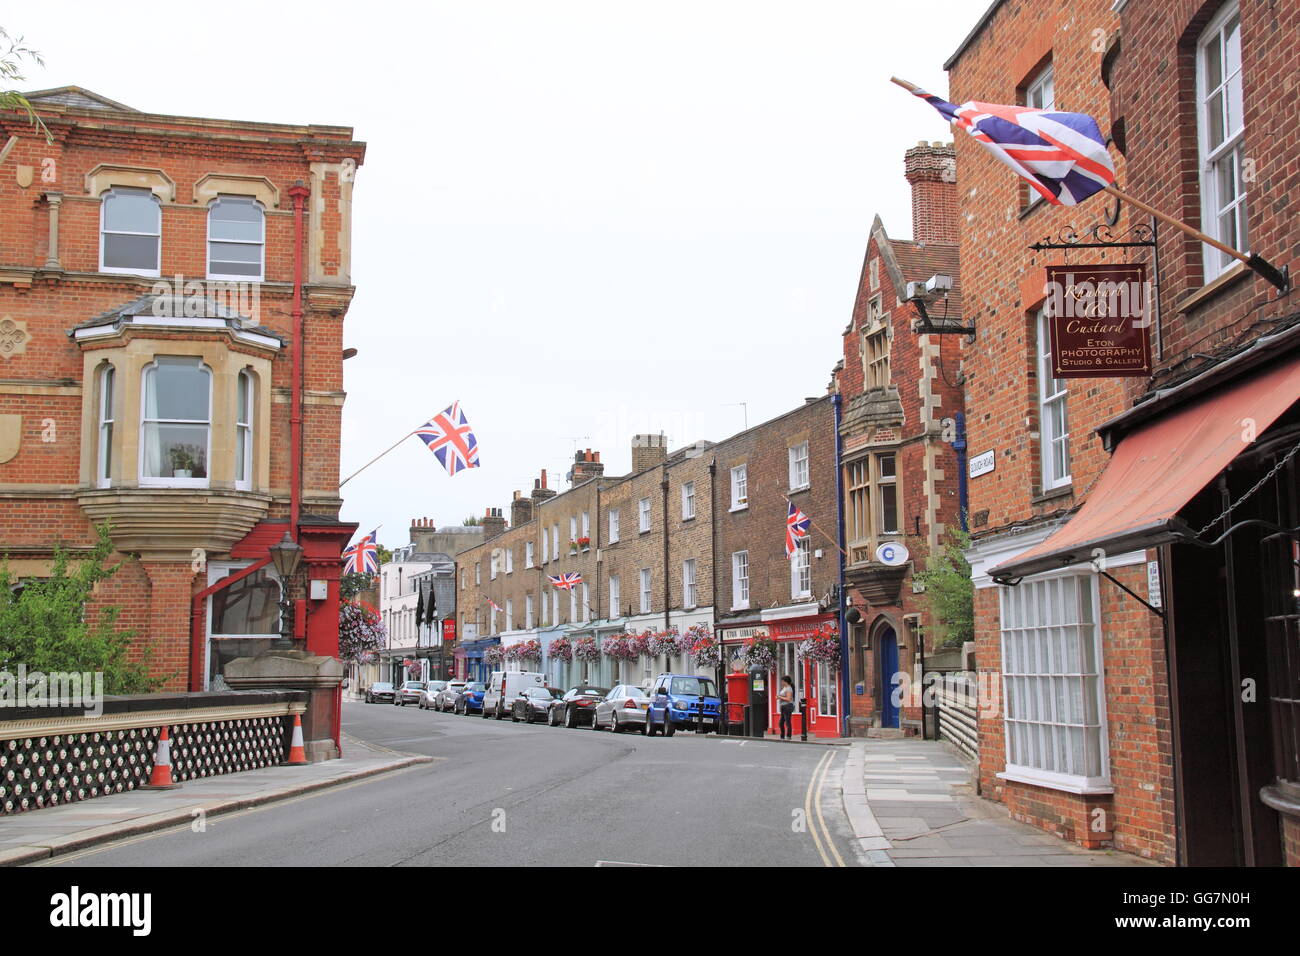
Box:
(909, 87, 1115, 206)
(343, 529, 380, 575)
(548, 572, 582, 591)
(487, 598, 503, 613)
(415, 401, 480, 477)
(786, 502, 811, 559)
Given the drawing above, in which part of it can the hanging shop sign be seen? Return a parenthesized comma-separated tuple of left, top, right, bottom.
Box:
(1044, 263, 1151, 378)
(442, 619, 456, 643)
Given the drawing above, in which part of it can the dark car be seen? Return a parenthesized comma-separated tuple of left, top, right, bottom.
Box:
(365, 682, 396, 704)
(512, 686, 563, 723)
(454, 682, 486, 715)
(547, 685, 610, 728)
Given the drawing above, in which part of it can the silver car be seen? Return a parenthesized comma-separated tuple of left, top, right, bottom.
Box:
(416, 680, 447, 709)
(433, 680, 467, 712)
(592, 684, 651, 733)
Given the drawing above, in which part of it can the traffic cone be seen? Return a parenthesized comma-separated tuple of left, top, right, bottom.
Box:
(285, 714, 309, 765)
(143, 726, 181, 790)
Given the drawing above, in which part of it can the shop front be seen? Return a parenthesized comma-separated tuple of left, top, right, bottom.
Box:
(719, 611, 842, 739)
(458, 636, 499, 683)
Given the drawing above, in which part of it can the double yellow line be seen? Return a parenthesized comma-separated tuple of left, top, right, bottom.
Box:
(804, 749, 846, 867)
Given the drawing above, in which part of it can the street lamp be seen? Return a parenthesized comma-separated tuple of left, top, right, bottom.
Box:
(269, 532, 305, 649)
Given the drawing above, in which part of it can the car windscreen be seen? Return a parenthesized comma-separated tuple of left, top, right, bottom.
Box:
(405, 682, 426, 689)
(372, 683, 393, 691)
(670, 677, 716, 697)
(466, 683, 485, 692)
(427, 682, 447, 690)
(544, 687, 564, 698)
(571, 687, 609, 698)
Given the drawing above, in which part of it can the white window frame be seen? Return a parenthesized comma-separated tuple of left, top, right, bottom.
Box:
(609, 509, 620, 544)
(138, 357, 213, 489)
(525, 541, 534, 568)
(582, 583, 590, 622)
(203, 559, 283, 689)
(541, 592, 549, 626)
(682, 559, 697, 609)
(506, 598, 514, 632)
(639, 497, 652, 533)
(475, 562, 481, 585)
(570, 516, 578, 545)
(1195, 3, 1247, 279)
(1037, 306, 1071, 490)
(99, 186, 161, 277)
(581, 511, 590, 540)
(730, 465, 748, 510)
(997, 571, 1111, 794)
(552, 524, 559, 560)
(789, 442, 810, 491)
(97, 364, 115, 488)
(569, 588, 577, 622)
(525, 594, 534, 630)
(639, 568, 652, 614)
(552, 590, 559, 625)
(490, 605, 497, 634)
(681, 481, 696, 520)
(732, 551, 749, 610)
(235, 369, 254, 491)
(791, 537, 811, 599)
(490, 553, 498, 580)
(541, 529, 549, 563)
(505, 548, 514, 574)
(1022, 64, 1056, 210)
(609, 574, 621, 618)
(206, 195, 266, 282)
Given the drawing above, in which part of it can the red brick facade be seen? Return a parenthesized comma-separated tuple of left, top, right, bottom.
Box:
(0, 88, 364, 692)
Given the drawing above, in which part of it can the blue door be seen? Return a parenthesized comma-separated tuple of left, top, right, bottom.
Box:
(879, 628, 899, 728)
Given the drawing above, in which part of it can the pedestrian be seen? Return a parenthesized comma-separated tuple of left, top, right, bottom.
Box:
(778, 675, 796, 740)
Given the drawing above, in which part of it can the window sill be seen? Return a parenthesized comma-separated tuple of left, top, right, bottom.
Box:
(997, 765, 1113, 796)
(729, 503, 748, 513)
(139, 479, 212, 490)
(1175, 261, 1250, 314)
(1031, 485, 1073, 506)
(788, 484, 810, 495)
(731, 604, 750, 612)
(682, 515, 695, 522)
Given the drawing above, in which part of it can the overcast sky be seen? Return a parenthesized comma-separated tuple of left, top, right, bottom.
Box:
(16, 0, 979, 552)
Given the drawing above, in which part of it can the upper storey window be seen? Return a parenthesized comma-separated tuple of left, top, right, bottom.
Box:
(100, 187, 161, 276)
(1196, 4, 1247, 279)
(208, 196, 265, 280)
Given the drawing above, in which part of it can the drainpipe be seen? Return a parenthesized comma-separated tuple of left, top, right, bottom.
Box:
(833, 393, 849, 737)
(288, 182, 310, 540)
(955, 411, 969, 532)
(661, 469, 671, 633)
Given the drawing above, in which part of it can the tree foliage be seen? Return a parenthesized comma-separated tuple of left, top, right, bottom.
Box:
(1, 28, 52, 143)
(0, 524, 162, 693)
(914, 529, 975, 647)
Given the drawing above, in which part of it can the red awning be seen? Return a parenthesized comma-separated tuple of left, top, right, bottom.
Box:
(991, 353, 1300, 582)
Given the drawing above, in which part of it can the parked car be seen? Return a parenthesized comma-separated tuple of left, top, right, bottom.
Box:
(646, 674, 722, 735)
(512, 686, 563, 723)
(418, 680, 449, 709)
(433, 680, 468, 712)
(482, 670, 545, 719)
(593, 684, 652, 733)
(395, 680, 426, 706)
(455, 681, 486, 715)
(365, 682, 396, 704)
(547, 685, 610, 727)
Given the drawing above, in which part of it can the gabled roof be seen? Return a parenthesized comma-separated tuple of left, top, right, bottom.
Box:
(23, 86, 137, 113)
(854, 215, 962, 328)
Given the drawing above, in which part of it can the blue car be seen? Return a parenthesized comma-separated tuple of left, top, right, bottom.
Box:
(455, 681, 486, 715)
(645, 673, 722, 736)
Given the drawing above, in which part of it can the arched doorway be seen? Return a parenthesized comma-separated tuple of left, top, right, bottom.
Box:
(877, 624, 899, 728)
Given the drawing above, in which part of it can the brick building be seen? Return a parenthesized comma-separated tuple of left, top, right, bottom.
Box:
(986, 0, 1300, 866)
(0, 89, 364, 707)
(833, 142, 965, 737)
(713, 396, 841, 737)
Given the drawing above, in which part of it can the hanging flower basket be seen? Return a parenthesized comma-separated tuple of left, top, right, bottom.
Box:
(686, 624, 721, 669)
(573, 636, 601, 663)
(548, 637, 573, 663)
(504, 638, 542, 664)
(796, 629, 840, 666)
(602, 634, 639, 661)
(741, 636, 778, 672)
(485, 645, 505, 666)
(646, 628, 683, 657)
(625, 631, 649, 658)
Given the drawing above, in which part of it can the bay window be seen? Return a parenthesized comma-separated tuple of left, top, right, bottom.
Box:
(845, 451, 902, 563)
(140, 356, 211, 486)
(235, 369, 253, 491)
(97, 364, 115, 488)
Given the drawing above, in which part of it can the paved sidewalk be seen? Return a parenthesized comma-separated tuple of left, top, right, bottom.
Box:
(839, 738, 1157, 867)
(0, 734, 431, 866)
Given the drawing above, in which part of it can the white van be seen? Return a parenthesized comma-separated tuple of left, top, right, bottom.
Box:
(482, 671, 545, 720)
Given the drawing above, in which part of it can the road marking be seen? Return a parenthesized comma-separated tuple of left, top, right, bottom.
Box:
(595, 860, 664, 867)
(813, 750, 847, 868)
(803, 750, 833, 866)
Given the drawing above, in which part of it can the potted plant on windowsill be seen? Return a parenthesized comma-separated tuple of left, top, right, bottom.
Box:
(169, 445, 198, 479)
(577, 536, 591, 552)
(569, 539, 579, 555)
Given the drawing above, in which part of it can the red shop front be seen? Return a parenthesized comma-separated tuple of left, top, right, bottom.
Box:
(721, 613, 842, 739)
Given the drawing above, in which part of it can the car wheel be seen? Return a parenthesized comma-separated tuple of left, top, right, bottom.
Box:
(565, 707, 577, 729)
(611, 712, 621, 733)
(646, 713, 657, 736)
(665, 717, 676, 737)
(495, 703, 504, 720)
(591, 709, 601, 730)
(640, 717, 648, 735)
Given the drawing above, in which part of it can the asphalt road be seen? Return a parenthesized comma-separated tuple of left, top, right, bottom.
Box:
(52, 700, 860, 867)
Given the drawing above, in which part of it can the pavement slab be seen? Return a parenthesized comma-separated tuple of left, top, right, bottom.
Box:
(838, 738, 1158, 867)
(0, 733, 430, 866)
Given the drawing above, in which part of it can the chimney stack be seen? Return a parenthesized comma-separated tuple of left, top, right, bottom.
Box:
(904, 140, 957, 245)
(531, 469, 557, 505)
(570, 448, 604, 484)
(631, 433, 668, 473)
(510, 489, 534, 528)
(481, 506, 507, 541)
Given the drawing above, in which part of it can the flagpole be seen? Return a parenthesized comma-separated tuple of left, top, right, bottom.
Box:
(339, 430, 417, 488)
(784, 495, 849, 560)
